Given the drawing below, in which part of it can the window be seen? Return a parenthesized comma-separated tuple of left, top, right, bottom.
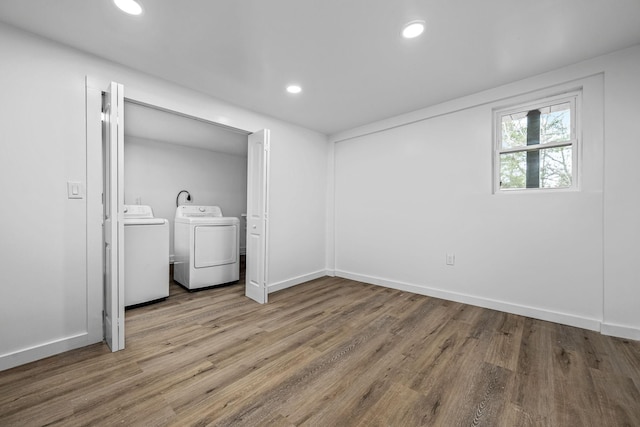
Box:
(494, 92, 579, 192)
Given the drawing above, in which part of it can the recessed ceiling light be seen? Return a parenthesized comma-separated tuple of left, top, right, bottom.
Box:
(286, 85, 302, 94)
(114, 0, 143, 15)
(402, 20, 425, 39)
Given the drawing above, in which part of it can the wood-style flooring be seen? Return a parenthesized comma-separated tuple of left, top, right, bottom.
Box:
(1, 274, 639, 426)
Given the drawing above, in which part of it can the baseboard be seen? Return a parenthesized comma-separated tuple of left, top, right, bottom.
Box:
(335, 270, 602, 333)
(601, 322, 640, 341)
(268, 270, 328, 294)
(0, 332, 102, 371)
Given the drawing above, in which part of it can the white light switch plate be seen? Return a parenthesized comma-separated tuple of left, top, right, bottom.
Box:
(67, 181, 84, 199)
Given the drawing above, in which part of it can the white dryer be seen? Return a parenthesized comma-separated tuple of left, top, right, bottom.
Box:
(123, 205, 170, 306)
(174, 205, 240, 290)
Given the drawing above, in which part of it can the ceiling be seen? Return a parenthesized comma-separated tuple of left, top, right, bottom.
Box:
(124, 102, 249, 156)
(1, 0, 640, 135)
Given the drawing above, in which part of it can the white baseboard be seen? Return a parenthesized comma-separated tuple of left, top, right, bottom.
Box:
(601, 322, 640, 341)
(335, 270, 602, 333)
(0, 332, 102, 372)
(268, 270, 328, 294)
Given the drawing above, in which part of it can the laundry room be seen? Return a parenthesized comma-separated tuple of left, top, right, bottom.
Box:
(122, 101, 249, 305)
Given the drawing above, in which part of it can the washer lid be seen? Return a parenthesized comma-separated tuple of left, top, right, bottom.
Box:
(124, 205, 155, 219)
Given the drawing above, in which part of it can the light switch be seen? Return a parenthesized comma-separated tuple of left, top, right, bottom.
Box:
(67, 181, 84, 199)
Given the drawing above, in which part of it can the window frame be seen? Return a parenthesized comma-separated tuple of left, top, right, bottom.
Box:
(493, 91, 581, 193)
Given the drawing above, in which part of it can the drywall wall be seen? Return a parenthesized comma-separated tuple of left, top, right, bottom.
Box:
(0, 22, 100, 370)
(0, 22, 328, 370)
(333, 81, 603, 330)
(124, 136, 248, 256)
(330, 45, 640, 339)
(601, 47, 640, 339)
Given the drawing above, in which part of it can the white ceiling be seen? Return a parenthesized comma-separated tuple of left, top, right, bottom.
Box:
(1, 0, 640, 135)
(124, 102, 249, 156)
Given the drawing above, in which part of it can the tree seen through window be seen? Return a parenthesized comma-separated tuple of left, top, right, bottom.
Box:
(498, 100, 574, 190)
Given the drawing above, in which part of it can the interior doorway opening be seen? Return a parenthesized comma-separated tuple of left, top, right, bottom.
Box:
(93, 79, 270, 352)
(123, 100, 250, 306)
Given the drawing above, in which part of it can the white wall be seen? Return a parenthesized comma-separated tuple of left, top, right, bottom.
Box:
(0, 22, 328, 370)
(0, 22, 100, 370)
(602, 47, 640, 339)
(330, 45, 640, 340)
(124, 137, 248, 256)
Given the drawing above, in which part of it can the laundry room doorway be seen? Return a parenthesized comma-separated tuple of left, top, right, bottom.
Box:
(87, 78, 270, 352)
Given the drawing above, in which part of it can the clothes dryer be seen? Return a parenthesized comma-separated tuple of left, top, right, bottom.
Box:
(174, 205, 240, 290)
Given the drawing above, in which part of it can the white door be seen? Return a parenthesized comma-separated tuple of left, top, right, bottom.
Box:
(103, 82, 125, 351)
(245, 129, 270, 303)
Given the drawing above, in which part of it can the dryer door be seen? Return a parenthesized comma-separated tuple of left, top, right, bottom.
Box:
(194, 225, 238, 268)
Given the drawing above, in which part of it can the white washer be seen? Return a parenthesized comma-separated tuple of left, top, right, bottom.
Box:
(124, 205, 170, 307)
(174, 205, 240, 290)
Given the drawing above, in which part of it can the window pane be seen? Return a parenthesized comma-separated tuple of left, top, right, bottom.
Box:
(499, 151, 526, 189)
(500, 146, 572, 190)
(540, 145, 572, 188)
(500, 101, 571, 149)
(540, 102, 571, 144)
(501, 112, 528, 149)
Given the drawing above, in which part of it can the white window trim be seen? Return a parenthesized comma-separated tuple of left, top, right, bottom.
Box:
(493, 91, 581, 194)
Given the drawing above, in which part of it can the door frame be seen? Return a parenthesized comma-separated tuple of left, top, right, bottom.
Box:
(86, 76, 270, 351)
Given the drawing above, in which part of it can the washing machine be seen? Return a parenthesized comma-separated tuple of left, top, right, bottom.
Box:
(174, 205, 240, 290)
(123, 205, 170, 306)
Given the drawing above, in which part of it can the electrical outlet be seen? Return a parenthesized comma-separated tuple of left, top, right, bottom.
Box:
(446, 253, 455, 266)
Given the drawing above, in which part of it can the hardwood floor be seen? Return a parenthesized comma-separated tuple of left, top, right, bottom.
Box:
(1, 275, 639, 426)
